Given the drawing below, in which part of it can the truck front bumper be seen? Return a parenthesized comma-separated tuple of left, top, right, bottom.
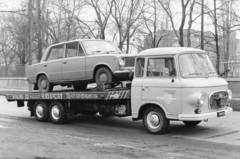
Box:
(178, 107, 233, 121)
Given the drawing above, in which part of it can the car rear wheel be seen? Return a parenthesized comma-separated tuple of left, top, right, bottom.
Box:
(95, 67, 113, 86)
(37, 75, 53, 92)
(73, 84, 88, 90)
(183, 121, 202, 126)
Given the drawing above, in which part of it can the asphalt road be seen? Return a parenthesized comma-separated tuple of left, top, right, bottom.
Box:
(0, 96, 240, 159)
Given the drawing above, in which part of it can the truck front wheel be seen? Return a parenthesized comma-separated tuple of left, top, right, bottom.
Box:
(143, 106, 169, 134)
(50, 101, 67, 124)
(34, 101, 49, 122)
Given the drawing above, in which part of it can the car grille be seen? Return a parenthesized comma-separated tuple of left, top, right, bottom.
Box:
(124, 57, 135, 67)
(209, 91, 228, 109)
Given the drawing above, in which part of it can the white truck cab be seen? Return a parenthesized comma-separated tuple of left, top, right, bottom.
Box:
(131, 47, 233, 134)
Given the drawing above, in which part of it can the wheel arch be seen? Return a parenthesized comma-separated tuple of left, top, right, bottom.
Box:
(137, 103, 167, 120)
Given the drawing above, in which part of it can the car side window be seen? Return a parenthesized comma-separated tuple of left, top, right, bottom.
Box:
(135, 58, 145, 77)
(147, 57, 176, 77)
(78, 44, 84, 56)
(66, 43, 78, 58)
(46, 45, 64, 61)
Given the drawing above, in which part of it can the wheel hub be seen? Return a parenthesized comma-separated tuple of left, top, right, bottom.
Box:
(36, 105, 44, 117)
(52, 106, 60, 120)
(150, 114, 160, 127)
(147, 112, 160, 129)
(99, 73, 108, 83)
(40, 79, 47, 89)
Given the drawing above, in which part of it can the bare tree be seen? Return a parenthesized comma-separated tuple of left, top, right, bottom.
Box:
(111, 0, 145, 53)
(142, 0, 170, 48)
(87, 0, 113, 39)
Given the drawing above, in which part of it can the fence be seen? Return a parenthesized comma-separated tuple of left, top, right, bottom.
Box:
(211, 56, 240, 78)
(0, 65, 26, 77)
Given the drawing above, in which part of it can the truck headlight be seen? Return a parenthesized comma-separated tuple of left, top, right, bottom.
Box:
(197, 94, 205, 106)
(119, 58, 125, 67)
(228, 90, 232, 100)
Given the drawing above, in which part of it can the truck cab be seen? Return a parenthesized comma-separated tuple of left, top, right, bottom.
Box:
(131, 47, 233, 134)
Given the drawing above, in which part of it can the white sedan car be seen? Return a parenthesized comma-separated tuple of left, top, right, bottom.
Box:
(26, 39, 135, 92)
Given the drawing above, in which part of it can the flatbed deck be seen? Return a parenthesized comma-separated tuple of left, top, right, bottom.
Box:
(3, 87, 131, 101)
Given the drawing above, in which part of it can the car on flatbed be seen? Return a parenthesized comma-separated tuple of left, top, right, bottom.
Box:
(4, 47, 233, 134)
(26, 39, 135, 92)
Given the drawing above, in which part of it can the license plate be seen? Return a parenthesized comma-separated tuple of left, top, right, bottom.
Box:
(217, 111, 225, 117)
(220, 98, 227, 106)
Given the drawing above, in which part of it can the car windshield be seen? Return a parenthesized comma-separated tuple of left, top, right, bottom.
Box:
(82, 41, 122, 55)
(179, 53, 218, 77)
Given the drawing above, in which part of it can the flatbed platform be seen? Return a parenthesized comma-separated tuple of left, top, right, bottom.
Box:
(3, 88, 131, 101)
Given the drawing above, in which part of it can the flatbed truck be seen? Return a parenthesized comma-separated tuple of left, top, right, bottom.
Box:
(1, 47, 233, 134)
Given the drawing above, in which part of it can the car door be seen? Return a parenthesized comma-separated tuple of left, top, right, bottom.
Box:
(141, 56, 182, 114)
(43, 44, 64, 82)
(62, 42, 87, 80)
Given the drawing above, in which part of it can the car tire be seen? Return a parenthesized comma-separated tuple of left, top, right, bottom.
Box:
(34, 101, 49, 122)
(95, 67, 113, 86)
(183, 121, 202, 126)
(143, 106, 169, 134)
(37, 75, 53, 92)
(50, 101, 67, 124)
(73, 84, 88, 90)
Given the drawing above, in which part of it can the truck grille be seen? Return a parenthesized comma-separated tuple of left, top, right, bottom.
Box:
(124, 57, 135, 67)
(209, 91, 228, 109)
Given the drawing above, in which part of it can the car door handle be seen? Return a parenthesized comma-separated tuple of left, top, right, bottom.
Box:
(142, 87, 150, 91)
(63, 61, 67, 64)
(44, 64, 47, 67)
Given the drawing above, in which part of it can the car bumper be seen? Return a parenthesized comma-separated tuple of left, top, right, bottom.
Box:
(113, 69, 134, 77)
(178, 107, 233, 121)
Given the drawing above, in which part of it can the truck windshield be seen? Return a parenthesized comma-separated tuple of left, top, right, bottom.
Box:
(82, 41, 123, 55)
(179, 53, 218, 77)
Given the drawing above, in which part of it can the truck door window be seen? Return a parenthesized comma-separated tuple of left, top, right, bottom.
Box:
(135, 58, 145, 77)
(147, 57, 175, 77)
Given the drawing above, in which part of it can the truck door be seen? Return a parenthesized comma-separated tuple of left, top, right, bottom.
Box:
(141, 56, 182, 114)
(131, 57, 145, 118)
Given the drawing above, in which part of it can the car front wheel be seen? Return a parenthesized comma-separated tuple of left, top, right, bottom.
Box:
(95, 67, 113, 86)
(37, 75, 53, 92)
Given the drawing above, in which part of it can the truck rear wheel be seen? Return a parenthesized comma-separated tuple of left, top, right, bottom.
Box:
(143, 106, 169, 134)
(34, 101, 49, 122)
(50, 101, 67, 124)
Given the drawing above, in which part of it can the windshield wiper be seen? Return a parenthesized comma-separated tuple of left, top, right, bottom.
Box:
(188, 73, 204, 75)
(92, 50, 102, 54)
(105, 50, 115, 54)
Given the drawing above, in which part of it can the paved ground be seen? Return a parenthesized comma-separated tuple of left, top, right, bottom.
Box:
(0, 96, 240, 158)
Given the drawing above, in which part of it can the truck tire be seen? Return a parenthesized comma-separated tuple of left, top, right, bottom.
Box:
(143, 106, 169, 134)
(95, 67, 113, 86)
(38, 75, 53, 92)
(50, 101, 67, 124)
(34, 101, 49, 122)
(183, 120, 201, 126)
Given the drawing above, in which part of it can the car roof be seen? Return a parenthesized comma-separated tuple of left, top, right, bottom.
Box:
(138, 47, 206, 56)
(50, 39, 111, 47)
